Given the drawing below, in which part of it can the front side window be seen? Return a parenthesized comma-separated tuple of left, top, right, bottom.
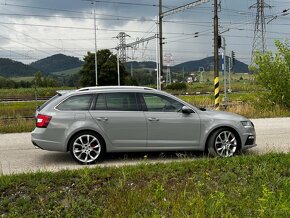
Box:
(143, 93, 183, 112)
(56, 94, 93, 111)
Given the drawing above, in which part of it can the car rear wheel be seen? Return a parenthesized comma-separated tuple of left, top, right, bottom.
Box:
(69, 131, 105, 164)
(208, 128, 239, 157)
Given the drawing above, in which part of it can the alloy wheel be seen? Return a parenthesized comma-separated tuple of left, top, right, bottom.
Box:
(72, 134, 101, 163)
(214, 130, 237, 157)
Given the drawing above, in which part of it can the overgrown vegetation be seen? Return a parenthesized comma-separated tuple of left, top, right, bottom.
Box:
(0, 87, 72, 98)
(251, 40, 290, 108)
(0, 71, 59, 89)
(0, 118, 35, 133)
(0, 153, 289, 217)
(165, 82, 187, 90)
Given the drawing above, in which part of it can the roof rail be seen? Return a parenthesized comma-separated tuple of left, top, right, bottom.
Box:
(77, 86, 155, 92)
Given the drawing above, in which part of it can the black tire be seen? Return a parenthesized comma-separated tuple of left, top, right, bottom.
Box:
(69, 131, 105, 164)
(207, 128, 239, 157)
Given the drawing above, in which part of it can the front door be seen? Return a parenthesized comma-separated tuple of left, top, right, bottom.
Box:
(142, 93, 200, 148)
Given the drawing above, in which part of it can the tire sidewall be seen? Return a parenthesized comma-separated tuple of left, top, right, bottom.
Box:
(207, 128, 239, 157)
(69, 131, 105, 164)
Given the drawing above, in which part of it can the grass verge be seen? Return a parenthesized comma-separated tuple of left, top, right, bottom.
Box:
(0, 118, 35, 133)
(1, 153, 290, 217)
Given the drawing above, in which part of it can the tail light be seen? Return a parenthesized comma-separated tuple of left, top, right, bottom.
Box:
(36, 114, 52, 128)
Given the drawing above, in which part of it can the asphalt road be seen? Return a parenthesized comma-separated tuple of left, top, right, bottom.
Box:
(0, 117, 289, 175)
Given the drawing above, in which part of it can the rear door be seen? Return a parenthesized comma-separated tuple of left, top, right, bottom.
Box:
(142, 93, 201, 148)
(89, 92, 147, 148)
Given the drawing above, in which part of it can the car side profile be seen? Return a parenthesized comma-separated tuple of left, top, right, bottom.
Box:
(31, 86, 256, 164)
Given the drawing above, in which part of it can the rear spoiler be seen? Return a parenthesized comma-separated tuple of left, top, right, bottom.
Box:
(56, 90, 75, 95)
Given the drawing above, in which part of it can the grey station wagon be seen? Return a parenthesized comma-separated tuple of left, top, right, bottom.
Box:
(31, 86, 256, 164)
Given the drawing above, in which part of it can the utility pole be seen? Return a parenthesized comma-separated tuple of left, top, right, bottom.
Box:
(117, 51, 120, 86)
(214, 0, 220, 110)
(159, 0, 210, 89)
(159, 0, 163, 85)
(221, 36, 227, 107)
(93, 1, 98, 86)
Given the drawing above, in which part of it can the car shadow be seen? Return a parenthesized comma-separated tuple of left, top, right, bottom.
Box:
(39, 150, 207, 166)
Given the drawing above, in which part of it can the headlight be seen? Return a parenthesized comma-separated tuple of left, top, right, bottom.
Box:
(241, 121, 253, 128)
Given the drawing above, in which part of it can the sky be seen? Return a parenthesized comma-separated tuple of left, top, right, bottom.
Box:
(0, 0, 289, 65)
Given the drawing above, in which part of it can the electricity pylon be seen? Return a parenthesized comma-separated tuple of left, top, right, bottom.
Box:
(249, 0, 271, 61)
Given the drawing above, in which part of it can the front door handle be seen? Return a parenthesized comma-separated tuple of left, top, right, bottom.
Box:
(96, 117, 108, 122)
(148, 117, 159, 122)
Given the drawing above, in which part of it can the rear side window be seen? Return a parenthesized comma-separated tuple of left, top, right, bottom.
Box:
(107, 93, 138, 111)
(93, 93, 139, 111)
(95, 94, 106, 110)
(56, 94, 93, 111)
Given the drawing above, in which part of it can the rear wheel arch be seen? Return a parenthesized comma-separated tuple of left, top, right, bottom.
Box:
(67, 129, 106, 152)
(205, 126, 242, 155)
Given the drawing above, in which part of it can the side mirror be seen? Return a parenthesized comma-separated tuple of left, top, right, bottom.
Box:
(181, 106, 194, 114)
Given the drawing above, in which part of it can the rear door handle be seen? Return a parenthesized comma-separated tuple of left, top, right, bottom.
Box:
(96, 117, 108, 122)
(148, 117, 159, 122)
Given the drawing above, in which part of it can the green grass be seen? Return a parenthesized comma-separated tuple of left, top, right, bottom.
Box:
(0, 153, 289, 217)
(0, 87, 73, 98)
(166, 80, 263, 94)
(179, 93, 290, 118)
(9, 77, 35, 82)
(0, 101, 43, 118)
(51, 67, 82, 76)
(0, 118, 35, 133)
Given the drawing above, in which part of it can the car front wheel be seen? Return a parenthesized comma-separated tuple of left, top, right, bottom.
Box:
(207, 128, 239, 157)
(69, 131, 105, 164)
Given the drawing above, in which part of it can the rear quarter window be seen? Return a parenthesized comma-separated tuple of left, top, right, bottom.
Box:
(38, 94, 61, 112)
(56, 94, 94, 111)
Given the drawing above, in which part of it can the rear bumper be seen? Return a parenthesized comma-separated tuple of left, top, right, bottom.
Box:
(31, 128, 66, 152)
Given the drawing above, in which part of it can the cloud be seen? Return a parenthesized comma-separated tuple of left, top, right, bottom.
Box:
(0, 0, 287, 65)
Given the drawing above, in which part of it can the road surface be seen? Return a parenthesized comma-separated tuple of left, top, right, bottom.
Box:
(0, 117, 289, 175)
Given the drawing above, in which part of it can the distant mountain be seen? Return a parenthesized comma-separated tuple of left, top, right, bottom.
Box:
(127, 57, 249, 73)
(172, 56, 249, 73)
(30, 54, 84, 74)
(0, 58, 38, 77)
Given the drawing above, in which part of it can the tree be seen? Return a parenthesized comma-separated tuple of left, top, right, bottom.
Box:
(33, 71, 43, 87)
(250, 40, 290, 108)
(32, 71, 59, 87)
(79, 49, 130, 86)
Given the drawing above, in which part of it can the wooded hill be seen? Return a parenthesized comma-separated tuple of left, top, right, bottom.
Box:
(0, 58, 38, 77)
(0, 54, 249, 78)
(30, 54, 84, 74)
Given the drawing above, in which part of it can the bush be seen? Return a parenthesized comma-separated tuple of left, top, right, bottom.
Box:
(250, 40, 290, 108)
(165, 82, 187, 91)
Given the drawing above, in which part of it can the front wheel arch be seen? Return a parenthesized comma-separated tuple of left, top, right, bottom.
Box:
(205, 127, 241, 156)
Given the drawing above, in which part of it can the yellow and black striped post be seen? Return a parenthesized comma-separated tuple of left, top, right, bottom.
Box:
(214, 77, 220, 110)
(214, 0, 220, 110)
